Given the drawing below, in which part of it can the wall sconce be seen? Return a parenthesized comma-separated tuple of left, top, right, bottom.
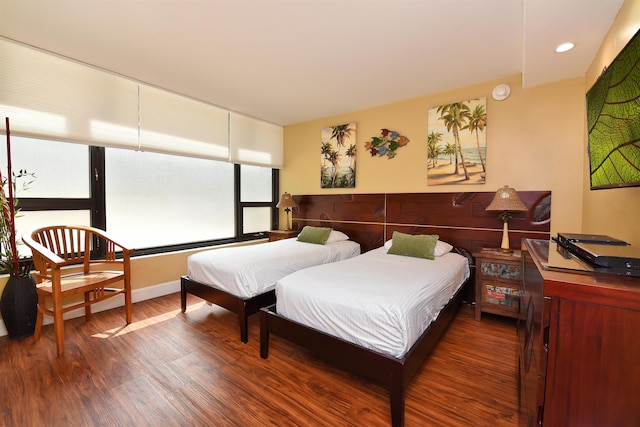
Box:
(485, 185, 528, 252)
(276, 192, 298, 231)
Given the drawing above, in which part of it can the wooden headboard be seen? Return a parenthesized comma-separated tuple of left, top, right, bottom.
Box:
(291, 191, 551, 254)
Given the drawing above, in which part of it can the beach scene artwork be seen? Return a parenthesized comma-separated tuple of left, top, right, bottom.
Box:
(427, 97, 487, 185)
(321, 122, 356, 188)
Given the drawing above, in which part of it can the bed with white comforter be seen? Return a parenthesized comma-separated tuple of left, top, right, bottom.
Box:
(275, 246, 470, 358)
(188, 238, 361, 298)
(182, 233, 361, 342)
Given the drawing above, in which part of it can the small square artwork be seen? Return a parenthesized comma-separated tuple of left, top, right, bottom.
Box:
(321, 123, 356, 188)
(427, 97, 487, 185)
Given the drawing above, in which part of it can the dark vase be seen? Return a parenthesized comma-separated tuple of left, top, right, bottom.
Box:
(1, 275, 38, 339)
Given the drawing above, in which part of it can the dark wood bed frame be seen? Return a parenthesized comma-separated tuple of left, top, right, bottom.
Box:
(261, 285, 464, 427)
(180, 275, 275, 343)
(258, 191, 551, 426)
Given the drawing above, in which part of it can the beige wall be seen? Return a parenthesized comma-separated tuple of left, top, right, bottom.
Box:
(281, 73, 586, 243)
(582, 0, 640, 246)
(281, 0, 640, 248)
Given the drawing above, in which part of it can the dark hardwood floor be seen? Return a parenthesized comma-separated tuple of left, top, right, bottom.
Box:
(0, 293, 519, 426)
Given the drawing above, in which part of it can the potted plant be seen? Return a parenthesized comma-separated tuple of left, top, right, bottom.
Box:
(0, 117, 37, 339)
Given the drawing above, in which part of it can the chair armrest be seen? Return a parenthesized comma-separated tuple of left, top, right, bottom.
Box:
(21, 234, 66, 266)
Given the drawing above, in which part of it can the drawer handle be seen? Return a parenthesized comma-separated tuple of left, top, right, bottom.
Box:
(543, 325, 550, 351)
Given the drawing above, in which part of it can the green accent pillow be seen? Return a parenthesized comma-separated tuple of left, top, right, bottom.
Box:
(296, 226, 332, 245)
(387, 232, 439, 260)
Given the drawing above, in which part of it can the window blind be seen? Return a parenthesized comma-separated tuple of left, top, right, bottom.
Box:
(139, 84, 228, 160)
(229, 112, 284, 169)
(1, 38, 283, 167)
(0, 38, 139, 148)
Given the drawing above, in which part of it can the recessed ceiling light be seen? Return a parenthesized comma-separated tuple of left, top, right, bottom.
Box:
(555, 42, 575, 53)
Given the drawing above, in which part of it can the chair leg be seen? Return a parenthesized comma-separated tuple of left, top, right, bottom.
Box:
(53, 303, 65, 357)
(84, 291, 92, 321)
(125, 280, 132, 324)
(33, 308, 44, 342)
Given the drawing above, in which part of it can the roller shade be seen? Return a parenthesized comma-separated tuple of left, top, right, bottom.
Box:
(139, 84, 229, 160)
(1, 38, 281, 166)
(0, 38, 139, 148)
(229, 112, 283, 168)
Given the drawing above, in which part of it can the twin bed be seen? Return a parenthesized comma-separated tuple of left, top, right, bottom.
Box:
(181, 229, 360, 342)
(261, 236, 471, 427)
(270, 242, 469, 358)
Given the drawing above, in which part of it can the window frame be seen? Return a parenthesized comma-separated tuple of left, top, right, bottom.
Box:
(17, 146, 280, 258)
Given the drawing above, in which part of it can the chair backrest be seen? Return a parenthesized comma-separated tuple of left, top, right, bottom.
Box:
(31, 226, 90, 265)
(23, 225, 128, 278)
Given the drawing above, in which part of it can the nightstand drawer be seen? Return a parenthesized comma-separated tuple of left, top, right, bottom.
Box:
(479, 261, 521, 281)
(481, 281, 521, 308)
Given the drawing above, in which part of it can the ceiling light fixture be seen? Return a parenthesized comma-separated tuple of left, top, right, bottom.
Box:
(555, 42, 575, 53)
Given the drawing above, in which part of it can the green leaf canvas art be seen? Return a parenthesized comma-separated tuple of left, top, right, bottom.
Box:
(586, 29, 640, 189)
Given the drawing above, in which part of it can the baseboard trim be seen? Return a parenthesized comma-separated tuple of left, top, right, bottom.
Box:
(0, 280, 180, 338)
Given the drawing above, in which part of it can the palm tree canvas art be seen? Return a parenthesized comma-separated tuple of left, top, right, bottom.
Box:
(321, 123, 356, 188)
(427, 97, 487, 185)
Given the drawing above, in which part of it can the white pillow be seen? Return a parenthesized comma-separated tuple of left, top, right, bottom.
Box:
(326, 229, 349, 243)
(384, 238, 453, 256)
(434, 240, 453, 256)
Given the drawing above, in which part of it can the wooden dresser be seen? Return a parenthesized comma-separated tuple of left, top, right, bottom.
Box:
(519, 239, 640, 426)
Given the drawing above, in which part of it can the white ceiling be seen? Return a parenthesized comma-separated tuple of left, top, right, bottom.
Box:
(0, 0, 625, 126)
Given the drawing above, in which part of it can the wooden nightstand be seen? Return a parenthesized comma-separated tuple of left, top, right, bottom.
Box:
(473, 248, 522, 321)
(268, 229, 298, 242)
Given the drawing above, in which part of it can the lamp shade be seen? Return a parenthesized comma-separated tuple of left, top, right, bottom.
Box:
(485, 185, 527, 212)
(276, 192, 298, 209)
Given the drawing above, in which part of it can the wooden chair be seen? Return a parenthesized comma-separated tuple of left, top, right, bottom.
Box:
(22, 225, 134, 357)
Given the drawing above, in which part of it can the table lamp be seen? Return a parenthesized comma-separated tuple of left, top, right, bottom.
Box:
(276, 192, 298, 231)
(485, 185, 528, 253)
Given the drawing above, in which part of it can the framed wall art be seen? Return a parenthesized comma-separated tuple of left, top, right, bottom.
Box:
(427, 97, 487, 186)
(586, 28, 640, 190)
(321, 122, 356, 188)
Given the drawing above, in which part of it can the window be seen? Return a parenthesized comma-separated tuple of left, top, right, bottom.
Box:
(3, 137, 92, 257)
(105, 148, 235, 248)
(4, 136, 278, 258)
(240, 164, 274, 234)
(6, 136, 90, 198)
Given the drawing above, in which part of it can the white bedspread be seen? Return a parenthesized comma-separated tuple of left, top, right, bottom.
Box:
(187, 239, 361, 298)
(276, 246, 470, 358)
